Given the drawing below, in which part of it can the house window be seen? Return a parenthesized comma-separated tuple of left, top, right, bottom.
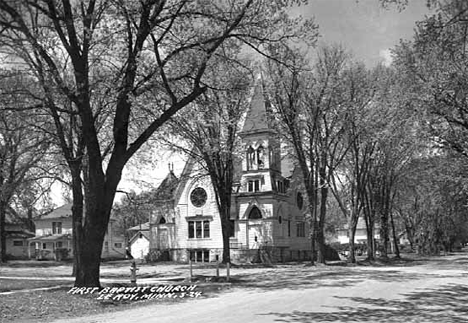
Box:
(114, 242, 122, 248)
(247, 146, 255, 170)
(52, 222, 62, 234)
(277, 181, 284, 193)
(203, 220, 210, 238)
(13, 240, 23, 246)
(42, 243, 47, 249)
(188, 220, 210, 239)
(56, 241, 63, 248)
(196, 221, 202, 238)
(288, 220, 291, 237)
(297, 222, 305, 237)
(248, 206, 262, 219)
(257, 145, 265, 169)
(248, 180, 260, 192)
(188, 222, 194, 238)
(190, 249, 210, 262)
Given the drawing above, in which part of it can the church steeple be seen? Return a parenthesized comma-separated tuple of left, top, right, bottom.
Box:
(241, 80, 272, 134)
(240, 76, 280, 178)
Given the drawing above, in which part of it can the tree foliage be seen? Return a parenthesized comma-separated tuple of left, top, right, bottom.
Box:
(0, 74, 53, 262)
(0, 0, 315, 286)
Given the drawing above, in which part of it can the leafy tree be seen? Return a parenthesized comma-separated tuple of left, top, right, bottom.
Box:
(390, 0, 468, 255)
(0, 90, 52, 262)
(397, 153, 468, 254)
(165, 63, 252, 263)
(357, 66, 423, 260)
(0, 0, 315, 286)
(393, 0, 468, 157)
(266, 45, 370, 264)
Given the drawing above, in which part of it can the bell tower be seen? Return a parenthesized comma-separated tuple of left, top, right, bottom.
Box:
(239, 78, 281, 193)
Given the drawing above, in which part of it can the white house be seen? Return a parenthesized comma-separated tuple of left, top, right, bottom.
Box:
(336, 217, 381, 244)
(128, 222, 150, 260)
(29, 203, 126, 260)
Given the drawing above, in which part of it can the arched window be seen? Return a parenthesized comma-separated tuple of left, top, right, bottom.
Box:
(159, 217, 166, 224)
(257, 145, 265, 169)
(247, 146, 255, 170)
(248, 206, 262, 219)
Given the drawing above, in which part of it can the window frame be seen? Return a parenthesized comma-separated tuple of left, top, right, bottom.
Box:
(52, 221, 62, 234)
(13, 240, 23, 247)
(296, 222, 305, 237)
(188, 219, 211, 239)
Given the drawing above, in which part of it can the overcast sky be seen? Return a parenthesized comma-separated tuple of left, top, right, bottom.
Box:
(296, 0, 433, 66)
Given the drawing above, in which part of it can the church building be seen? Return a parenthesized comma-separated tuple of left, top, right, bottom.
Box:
(147, 81, 311, 263)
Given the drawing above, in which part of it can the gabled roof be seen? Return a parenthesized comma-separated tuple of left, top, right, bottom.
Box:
(37, 203, 73, 220)
(5, 206, 36, 225)
(6, 229, 34, 239)
(129, 230, 150, 243)
(153, 170, 179, 200)
(127, 222, 150, 232)
(28, 233, 72, 242)
(37, 203, 119, 221)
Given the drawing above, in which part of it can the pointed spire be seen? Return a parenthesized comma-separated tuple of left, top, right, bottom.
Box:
(241, 75, 272, 134)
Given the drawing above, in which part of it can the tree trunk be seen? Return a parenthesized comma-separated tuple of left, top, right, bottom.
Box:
(380, 210, 389, 259)
(0, 200, 7, 263)
(74, 202, 111, 287)
(366, 223, 375, 261)
(220, 199, 232, 264)
(390, 211, 400, 259)
(73, 162, 120, 287)
(348, 225, 357, 264)
(310, 219, 316, 265)
(71, 167, 84, 278)
(316, 184, 328, 264)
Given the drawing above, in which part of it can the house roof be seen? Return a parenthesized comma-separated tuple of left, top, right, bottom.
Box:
(37, 203, 118, 221)
(129, 230, 150, 243)
(28, 233, 72, 242)
(4, 206, 36, 226)
(127, 222, 150, 231)
(37, 203, 73, 220)
(6, 229, 35, 239)
(132, 170, 180, 204)
(153, 170, 179, 200)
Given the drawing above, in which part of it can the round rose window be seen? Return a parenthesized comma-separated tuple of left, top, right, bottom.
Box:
(190, 187, 207, 207)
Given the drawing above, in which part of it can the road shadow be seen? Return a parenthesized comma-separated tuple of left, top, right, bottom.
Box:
(234, 266, 439, 291)
(260, 283, 468, 322)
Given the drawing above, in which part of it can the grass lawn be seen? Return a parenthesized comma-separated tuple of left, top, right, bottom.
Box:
(0, 278, 72, 293)
(0, 280, 228, 323)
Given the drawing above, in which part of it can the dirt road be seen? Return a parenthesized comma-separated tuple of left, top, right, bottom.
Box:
(49, 253, 468, 323)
